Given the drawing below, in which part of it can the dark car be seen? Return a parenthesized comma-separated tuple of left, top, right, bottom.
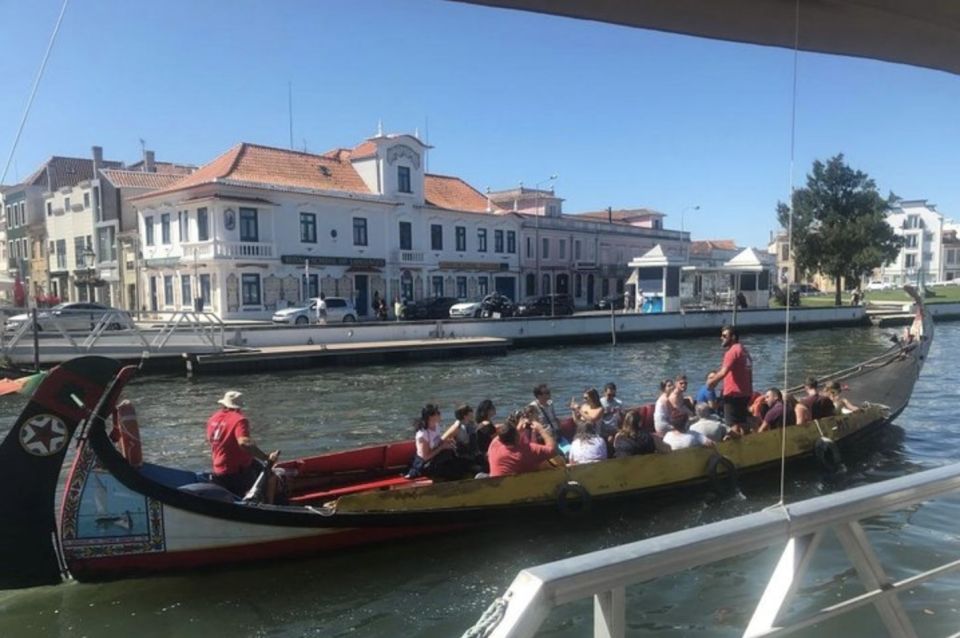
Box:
(479, 293, 515, 318)
(515, 294, 575, 317)
(401, 296, 459, 320)
(594, 295, 625, 311)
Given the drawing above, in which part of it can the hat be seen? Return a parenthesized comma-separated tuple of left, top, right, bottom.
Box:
(217, 391, 244, 409)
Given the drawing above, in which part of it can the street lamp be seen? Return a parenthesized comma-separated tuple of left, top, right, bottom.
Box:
(533, 174, 558, 298)
(81, 247, 96, 302)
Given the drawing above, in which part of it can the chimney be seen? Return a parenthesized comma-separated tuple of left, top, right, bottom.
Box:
(144, 150, 155, 173)
(92, 145, 103, 174)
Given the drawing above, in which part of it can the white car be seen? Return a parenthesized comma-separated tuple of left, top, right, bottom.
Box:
(272, 297, 358, 324)
(866, 281, 892, 291)
(448, 299, 484, 319)
(4, 302, 131, 332)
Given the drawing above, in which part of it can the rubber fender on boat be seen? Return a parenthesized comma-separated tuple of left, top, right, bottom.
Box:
(111, 400, 143, 468)
(815, 437, 843, 473)
(556, 480, 591, 517)
(706, 454, 738, 495)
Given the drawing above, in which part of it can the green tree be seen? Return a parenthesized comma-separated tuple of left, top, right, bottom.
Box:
(777, 154, 902, 306)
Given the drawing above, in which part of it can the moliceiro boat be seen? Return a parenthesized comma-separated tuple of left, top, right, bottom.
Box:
(0, 293, 932, 589)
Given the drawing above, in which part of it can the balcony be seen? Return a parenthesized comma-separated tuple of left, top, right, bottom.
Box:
(396, 250, 427, 265)
(178, 240, 275, 260)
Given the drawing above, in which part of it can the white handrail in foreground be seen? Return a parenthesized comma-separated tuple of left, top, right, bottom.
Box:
(471, 462, 960, 638)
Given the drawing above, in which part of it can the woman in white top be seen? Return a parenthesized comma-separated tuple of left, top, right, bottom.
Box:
(409, 404, 459, 479)
(568, 422, 608, 464)
(653, 379, 676, 435)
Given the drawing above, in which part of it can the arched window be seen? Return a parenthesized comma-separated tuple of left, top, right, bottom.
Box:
(542, 274, 551, 295)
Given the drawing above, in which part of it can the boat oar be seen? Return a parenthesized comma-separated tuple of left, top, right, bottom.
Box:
(242, 454, 279, 504)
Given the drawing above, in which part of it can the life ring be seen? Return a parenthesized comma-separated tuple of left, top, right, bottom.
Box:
(706, 454, 738, 495)
(556, 480, 591, 517)
(814, 437, 842, 473)
(112, 400, 143, 467)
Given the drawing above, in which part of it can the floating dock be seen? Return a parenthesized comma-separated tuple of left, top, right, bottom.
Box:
(186, 336, 510, 374)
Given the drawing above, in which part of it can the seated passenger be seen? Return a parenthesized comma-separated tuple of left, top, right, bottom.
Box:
(570, 388, 604, 429)
(444, 403, 483, 471)
(613, 410, 659, 457)
(487, 412, 557, 477)
(695, 371, 719, 414)
(690, 403, 729, 442)
(663, 416, 715, 451)
(654, 379, 676, 435)
(474, 399, 497, 458)
(568, 422, 608, 464)
(756, 388, 797, 432)
(825, 381, 858, 414)
(407, 404, 463, 480)
(599, 382, 624, 437)
(671, 374, 696, 415)
(798, 377, 835, 423)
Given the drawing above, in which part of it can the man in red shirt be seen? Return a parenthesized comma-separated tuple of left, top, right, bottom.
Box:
(487, 413, 557, 477)
(707, 325, 753, 435)
(206, 391, 279, 501)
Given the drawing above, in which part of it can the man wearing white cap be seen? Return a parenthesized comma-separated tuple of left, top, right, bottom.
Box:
(206, 391, 279, 501)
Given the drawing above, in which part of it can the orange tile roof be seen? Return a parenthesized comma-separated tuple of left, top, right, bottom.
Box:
(575, 208, 664, 221)
(99, 169, 186, 190)
(690, 239, 739, 255)
(424, 174, 494, 213)
(134, 143, 371, 200)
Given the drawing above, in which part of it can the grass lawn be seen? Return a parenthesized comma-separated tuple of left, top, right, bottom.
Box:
(774, 285, 960, 307)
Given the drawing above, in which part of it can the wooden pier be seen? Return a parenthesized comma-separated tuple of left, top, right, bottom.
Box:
(186, 336, 510, 374)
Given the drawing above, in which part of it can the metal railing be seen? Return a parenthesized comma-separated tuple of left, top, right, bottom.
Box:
(472, 462, 960, 638)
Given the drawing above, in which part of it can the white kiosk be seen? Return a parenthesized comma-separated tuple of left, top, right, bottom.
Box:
(627, 245, 687, 313)
(680, 247, 771, 311)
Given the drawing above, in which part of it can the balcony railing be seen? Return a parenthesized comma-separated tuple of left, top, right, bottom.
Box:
(397, 250, 427, 264)
(167, 240, 275, 261)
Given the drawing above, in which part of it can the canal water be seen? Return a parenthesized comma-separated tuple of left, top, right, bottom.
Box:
(1, 323, 958, 637)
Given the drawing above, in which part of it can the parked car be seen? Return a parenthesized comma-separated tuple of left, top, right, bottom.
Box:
(594, 295, 625, 311)
(479, 293, 515, 318)
(4, 302, 131, 332)
(796, 284, 821, 296)
(448, 298, 484, 319)
(515, 294, 576, 317)
(866, 281, 892, 291)
(401, 296, 459, 320)
(271, 297, 357, 324)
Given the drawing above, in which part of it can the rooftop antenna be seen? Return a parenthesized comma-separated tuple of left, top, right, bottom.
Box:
(376, 119, 384, 137)
(139, 138, 146, 156)
(288, 81, 294, 150)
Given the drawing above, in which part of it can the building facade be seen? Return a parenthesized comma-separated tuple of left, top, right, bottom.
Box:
(877, 200, 957, 287)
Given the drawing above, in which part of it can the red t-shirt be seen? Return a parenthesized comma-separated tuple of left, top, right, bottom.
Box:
(722, 343, 753, 398)
(487, 437, 555, 477)
(206, 408, 254, 475)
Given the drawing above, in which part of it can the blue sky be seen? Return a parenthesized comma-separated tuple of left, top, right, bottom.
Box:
(2, 0, 958, 248)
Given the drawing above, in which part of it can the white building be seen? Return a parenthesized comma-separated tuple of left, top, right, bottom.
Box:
(131, 134, 522, 319)
(878, 200, 957, 286)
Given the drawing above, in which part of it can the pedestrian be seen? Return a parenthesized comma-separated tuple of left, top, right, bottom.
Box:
(377, 297, 388, 321)
(637, 288, 645, 313)
(707, 325, 753, 436)
(205, 391, 280, 502)
(316, 293, 327, 324)
(394, 296, 403, 321)
(623, 288, 633, 313)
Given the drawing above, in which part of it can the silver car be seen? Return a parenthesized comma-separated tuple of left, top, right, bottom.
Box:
(4, 302, 131, 332)
(271, 297, 358, 325)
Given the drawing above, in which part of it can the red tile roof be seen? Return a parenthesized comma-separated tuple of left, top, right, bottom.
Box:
(135, 143, 372, 200)
(690, 239, 739, 255)
(99, 169, 186, 190)
(424, 174, 493, 213)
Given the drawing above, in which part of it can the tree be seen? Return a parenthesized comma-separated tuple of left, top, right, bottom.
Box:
(777, 154, 902, 306)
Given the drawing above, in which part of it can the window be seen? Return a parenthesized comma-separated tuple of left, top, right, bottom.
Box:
(179, 211, 189, 242)
(905, 234, 918, 248)
(949, 250, 957, 265)
(431, 224, 443, 251)
(432, 276, 444, 297)
(241, 273, 261, 305)
(18, 202, 24, 225)
(74, 237, 87, 268)
(352, 217, 368, 246)
(905, 253, 917, 268)
(542, 237, 550, 259)
(163, 275, 174, 306)
(83, 192, 90, 208)
(302, 273, 319, 299)
(145, 216, 154, 245)
(197, 208, 209, 241)
(780, 243, 789, 261)
(64, 197, 71, 212)
(399, 221, 412, 250)
(456, 226, 466, 252)
(46, 202, 52, 217)
(398, 166, 412, 193)
(542, 274, 551, 295)
(93, 187, 101, 221)
(526, 237, 532, 258)
(494, 230, 504, 253)
(181, 276, 192, 307)
(602, 277, 610, 297)
(96, 226, 115, 262)
(575, 240, 582, 260)
(526, 273, 536, 296)
(906, 215, 920, 229)
(547, 204, 558, 216)
(300, 212, 317, 243)
(575, 273, 582, 297)
(478, 276, 488, 296)
(559, 239, 567, 260)
(56, 240, 66, 269)
(199, 274, 211, 305)
(477, 228, 487, 252)
(160, 213, 171, 244)
(456, 276, 467, 298)
(239, 207, 259, 242)
(507, 231, 516, 254)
